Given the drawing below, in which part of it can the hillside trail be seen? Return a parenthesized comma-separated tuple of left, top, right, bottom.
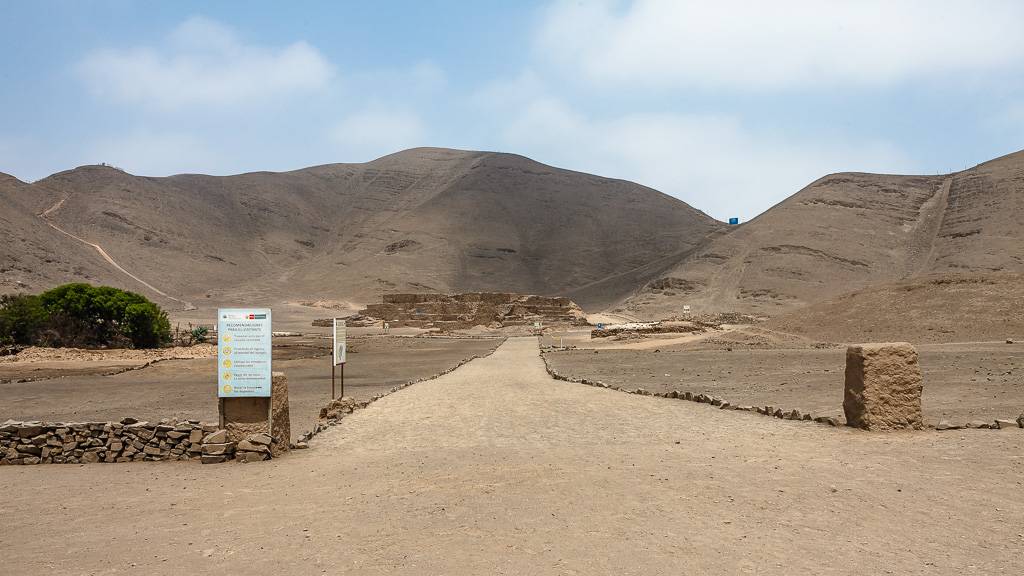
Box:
(903, 176, 953, 277)
(37, 195, 196, 310)
(4, 337, 1022, 575)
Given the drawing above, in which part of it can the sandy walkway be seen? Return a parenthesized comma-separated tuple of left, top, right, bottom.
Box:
(2, 337, 1022, 575)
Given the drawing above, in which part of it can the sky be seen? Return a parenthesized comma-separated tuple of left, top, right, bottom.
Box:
(1, 0, 1022, 221)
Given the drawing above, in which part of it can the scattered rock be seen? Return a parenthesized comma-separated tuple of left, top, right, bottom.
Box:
(994, 419, 1020, 430)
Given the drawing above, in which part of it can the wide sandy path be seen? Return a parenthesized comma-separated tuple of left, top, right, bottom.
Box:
(2, 337, 1022, 575)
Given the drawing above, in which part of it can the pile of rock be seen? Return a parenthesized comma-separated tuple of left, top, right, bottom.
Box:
(198, 430, 276, 464)
(319, 396, 369, 421)
(235, 433, 273, 463)
(0, 418, 215, 465)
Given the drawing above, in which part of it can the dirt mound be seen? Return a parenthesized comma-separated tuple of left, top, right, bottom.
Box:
(767, 272, 1024, 344)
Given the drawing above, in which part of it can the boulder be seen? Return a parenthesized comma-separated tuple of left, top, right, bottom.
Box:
(843, 343, 923, 431)
(202, 430, 227, 444)
(236, 451, 269, 463)
(202, 442, 235, 456)
(994, 419, 1019, 430)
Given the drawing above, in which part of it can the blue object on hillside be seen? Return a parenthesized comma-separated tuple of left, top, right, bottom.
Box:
(728, 217, 739, 225)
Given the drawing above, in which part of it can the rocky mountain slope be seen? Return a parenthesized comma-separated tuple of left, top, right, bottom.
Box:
(0, 148, 723, 310)
(621, 150, 1024, 318)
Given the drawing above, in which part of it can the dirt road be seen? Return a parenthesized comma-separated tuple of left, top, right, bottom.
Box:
(2, 337, 1022, 574)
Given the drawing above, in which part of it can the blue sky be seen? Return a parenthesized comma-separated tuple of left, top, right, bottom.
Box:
(2, 0, 1022, 220)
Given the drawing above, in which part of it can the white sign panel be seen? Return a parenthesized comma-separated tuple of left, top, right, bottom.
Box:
(333, 318, 347, 366)
(217, 308, 272, 397)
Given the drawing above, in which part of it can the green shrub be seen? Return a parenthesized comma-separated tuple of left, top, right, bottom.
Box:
(0, 294, 48, 345)
(0, 283, 171, 349)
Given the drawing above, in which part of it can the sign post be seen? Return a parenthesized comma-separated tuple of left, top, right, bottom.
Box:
(217, 308, 273, 432)
(217, 308, 273, 398)
(332, 318, 347, 399)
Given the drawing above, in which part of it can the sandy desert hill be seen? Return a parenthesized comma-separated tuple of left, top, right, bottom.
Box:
(0, 147, 722, 310)
(621, 150, 1024, 319)
(766, 272, 1024, 344)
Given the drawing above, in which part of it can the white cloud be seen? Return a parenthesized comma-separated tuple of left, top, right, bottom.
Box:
(330, 108, 427, 161)
(536, 0, 1024, 90)
(491, 91, 912, 220)
(88, 130, 224, 176)
(78, 16, 334, 108)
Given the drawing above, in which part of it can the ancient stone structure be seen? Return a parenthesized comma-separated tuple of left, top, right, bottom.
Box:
(360, 292, 587, 330)
(221, 372, 290, 457)
(843, 342, 924, 430)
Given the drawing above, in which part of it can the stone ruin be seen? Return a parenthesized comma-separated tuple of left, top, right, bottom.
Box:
(844, 342, 924, 430)
(359, 292, 588, 330)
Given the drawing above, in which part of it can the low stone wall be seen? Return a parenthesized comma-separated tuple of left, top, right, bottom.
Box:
(0, 418, 215, 465)
(539, 352, 1024, 432)
(0, 418, 288, 466)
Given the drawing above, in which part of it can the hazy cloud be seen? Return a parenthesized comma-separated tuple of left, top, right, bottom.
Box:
(330, 107, 427, 161)
(489, 90, 912, 220)
(536, 0, 1024, 90)
(78, 16, 334, 108)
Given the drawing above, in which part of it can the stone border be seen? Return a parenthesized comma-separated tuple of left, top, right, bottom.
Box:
(0, 418, 217, 465)
(540, 352, 1024, 432)
(298, 339, 507, 446)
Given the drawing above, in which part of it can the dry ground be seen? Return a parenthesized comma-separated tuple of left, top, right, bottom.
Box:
(1, 337, 1022, 575)
(0, 336, 502, 441)
(543, 342, 1024, 425)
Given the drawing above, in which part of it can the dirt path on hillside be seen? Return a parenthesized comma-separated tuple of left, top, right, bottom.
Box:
(38, 195, 195, 310)
(2, 337, 1022, 575)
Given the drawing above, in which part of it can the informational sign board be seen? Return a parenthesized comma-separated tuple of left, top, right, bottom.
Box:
(333, 318, 347, 366)
(217, 308, 272, 397)
(533, 321, 542, 329)
(683, 305, 691, 312)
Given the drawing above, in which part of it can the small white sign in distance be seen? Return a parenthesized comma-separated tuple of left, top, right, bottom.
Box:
(217, 308, 272, 398)
(333, 318, 347, 366)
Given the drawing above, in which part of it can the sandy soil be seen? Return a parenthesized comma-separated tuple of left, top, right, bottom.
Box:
(544, 342, 1024, 424)
(0, 336, 502, 441)
(0, 344, 217, 383)
(2, 337, 1022, 575)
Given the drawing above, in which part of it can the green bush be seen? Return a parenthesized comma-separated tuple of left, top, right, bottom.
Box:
(0, 294, 48, 346)
(0, 283, 171, 349)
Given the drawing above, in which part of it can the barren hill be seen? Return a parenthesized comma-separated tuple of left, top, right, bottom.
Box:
(766, 272, 1024, 344)
(621, 150, 1024, 318)
(1, 148, 723, 310)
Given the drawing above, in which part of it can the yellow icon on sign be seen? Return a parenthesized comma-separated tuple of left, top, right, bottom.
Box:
(223, 359, 232, 368)
(222, 372, 232, 380)
(222, 346, 232, 355)
(222, 384, 233, 394)
(223, 335, 232, 343)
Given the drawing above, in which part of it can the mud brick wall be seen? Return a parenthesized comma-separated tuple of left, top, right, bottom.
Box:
(361, 292, 588, 329)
